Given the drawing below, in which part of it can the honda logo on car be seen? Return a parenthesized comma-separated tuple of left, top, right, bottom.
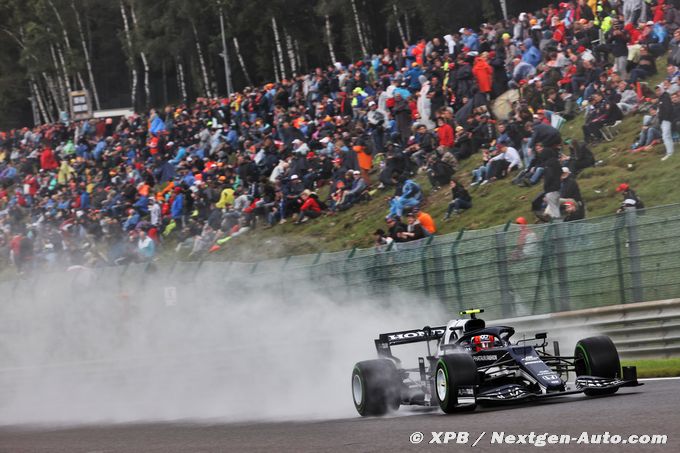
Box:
(388, 329, 445, 341)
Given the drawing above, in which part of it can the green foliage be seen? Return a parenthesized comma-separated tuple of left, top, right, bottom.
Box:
(0, 0, 523, 125)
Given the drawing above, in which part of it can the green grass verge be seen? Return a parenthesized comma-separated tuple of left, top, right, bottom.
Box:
(208, 58, 678, 262)
(621, 358, 680, 378)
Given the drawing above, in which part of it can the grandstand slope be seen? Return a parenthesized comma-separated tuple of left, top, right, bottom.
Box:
(210, 64, 679, 263)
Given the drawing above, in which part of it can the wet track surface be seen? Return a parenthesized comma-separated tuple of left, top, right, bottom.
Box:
(0, 379, 678, 453)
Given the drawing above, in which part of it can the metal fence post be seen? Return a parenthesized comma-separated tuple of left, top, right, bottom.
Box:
(450, 229, 466, 310)
(494, 229, 513, 318)
(626, 209, 644, 302)
(421, 236, 435, 297)
(613, 214, 628, 304)
(532, 224, 556, 313)
(344, 247, 357, 298)
(553, 222, 571, 312)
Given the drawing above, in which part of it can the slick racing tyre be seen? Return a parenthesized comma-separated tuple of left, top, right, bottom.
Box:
(435, 353, 477, 413)
(574, 335, 621, 396)
(352, 359, 401, 416)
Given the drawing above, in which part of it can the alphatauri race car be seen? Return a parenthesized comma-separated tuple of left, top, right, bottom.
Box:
(351, 309, 642, 416)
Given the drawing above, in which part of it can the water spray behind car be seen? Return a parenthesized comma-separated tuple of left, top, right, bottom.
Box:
(0, 267, 448, 425)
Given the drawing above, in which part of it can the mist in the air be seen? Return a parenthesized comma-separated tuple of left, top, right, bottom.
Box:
(0, 265, 449, 425)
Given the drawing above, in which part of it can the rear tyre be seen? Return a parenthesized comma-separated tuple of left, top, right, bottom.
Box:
(352, 359, 401, 416)
(574, 335, 621, 396)
(435, 353, 477, 414)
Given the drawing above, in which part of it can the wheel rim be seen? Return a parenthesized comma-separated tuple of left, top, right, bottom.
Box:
(436, 368, 448, 401)
(352, 374, 363, 406)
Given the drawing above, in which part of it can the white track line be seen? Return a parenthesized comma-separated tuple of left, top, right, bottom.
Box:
(639, 376, 680, 381)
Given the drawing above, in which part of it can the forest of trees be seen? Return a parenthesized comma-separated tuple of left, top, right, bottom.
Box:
(0, 0, 550, 129)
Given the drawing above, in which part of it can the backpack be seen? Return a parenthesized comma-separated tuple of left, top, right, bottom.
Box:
(311, 193, 328, 210)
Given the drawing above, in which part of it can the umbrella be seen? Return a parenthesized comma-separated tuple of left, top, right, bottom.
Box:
(491, 89, 520, 120)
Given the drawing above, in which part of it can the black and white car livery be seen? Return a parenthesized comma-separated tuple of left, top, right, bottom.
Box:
(351, 309, 642, 416)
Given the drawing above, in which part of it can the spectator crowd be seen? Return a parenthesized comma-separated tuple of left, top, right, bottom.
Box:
(2, 0, 679, 273)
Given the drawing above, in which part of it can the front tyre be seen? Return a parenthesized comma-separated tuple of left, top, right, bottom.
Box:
(435, 353, 477, 413)
(574, 335, 621, 396)
(352, 359, 401, 416)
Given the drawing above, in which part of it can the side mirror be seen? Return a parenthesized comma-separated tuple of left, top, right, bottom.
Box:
(535, 332, 547, 340)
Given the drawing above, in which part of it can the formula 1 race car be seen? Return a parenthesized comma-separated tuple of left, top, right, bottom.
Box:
(351, 309, 642, 416)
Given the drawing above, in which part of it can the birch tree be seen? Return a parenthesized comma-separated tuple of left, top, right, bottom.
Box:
(232, 36, 253, 86)
(119, 0, 138, 108)
(350, 0, 368, 56)
(129, 3, 150, 106)
(271, 17, 286, 80)
(70, 0, 100, 109)
(392, 4, 406, 43)
(191, 21, 213, 98)
(324, 15, 337, 63)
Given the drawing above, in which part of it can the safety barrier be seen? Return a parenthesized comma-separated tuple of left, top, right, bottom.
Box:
(491, 298, 680, 359)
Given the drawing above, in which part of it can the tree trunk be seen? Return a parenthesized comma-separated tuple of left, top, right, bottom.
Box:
(271, 17, 286, 80)
(42, 72, 62, 115)
(285, 29, 297, 75)
(162, 60, 168, 105)
(176, 58, 187, 101)
(192, 21, 213, 98)
(119, 0, 138, 108)
(31, 75, 52, 124)
(56, 44, 73, 98)
(49, 44, 67, 111)
(350, 0, 368, 56)
(71, 0, 100, 109)
(404, 10, 411, 43)
(272, 50, 280, 83)
(324, 15, 337, 63)
(392, 4, 406, 43)
(28, 79, 40, 126)
(233, 37, 253, 86)
(47, 0, 86, 97)
(129, 5, 151, 106)
(219, 9, 233, 96)
(295, 39, 302, 72)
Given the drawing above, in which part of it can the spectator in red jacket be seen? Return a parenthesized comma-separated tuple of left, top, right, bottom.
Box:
(472, 52, 493, 97)
(40, 147, 58, 171)
(436, 117, 455, 152)
(295, 189, 322, 224)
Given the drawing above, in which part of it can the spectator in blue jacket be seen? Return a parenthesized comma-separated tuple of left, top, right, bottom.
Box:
(521, 38, 542, 67)
(389, 177, 422, 217)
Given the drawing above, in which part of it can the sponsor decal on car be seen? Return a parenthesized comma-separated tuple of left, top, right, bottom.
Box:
(473, 354, 498, 361)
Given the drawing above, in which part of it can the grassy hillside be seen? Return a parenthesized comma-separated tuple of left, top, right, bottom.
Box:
(204, 64, 680, 262)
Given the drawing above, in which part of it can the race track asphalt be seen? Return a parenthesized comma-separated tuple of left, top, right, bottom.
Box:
(0, 378, 678, 453)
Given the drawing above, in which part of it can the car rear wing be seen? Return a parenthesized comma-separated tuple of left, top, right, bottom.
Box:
(375, 326, 447, 358)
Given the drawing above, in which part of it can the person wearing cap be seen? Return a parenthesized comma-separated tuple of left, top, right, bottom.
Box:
(385, 215, 408, 243)
(344, 170, 367, 206)
(510, 217, 539, 260)
(559, 166, 585, 221)
(397, 210, 426, 242)
(278, 174, 305, 224)
(615, 183, 645, 211)
(461, 28, 480, 52)
(366, 100, 386, 153)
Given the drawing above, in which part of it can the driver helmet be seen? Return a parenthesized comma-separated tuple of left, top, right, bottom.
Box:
(472, 334, 496, 352)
